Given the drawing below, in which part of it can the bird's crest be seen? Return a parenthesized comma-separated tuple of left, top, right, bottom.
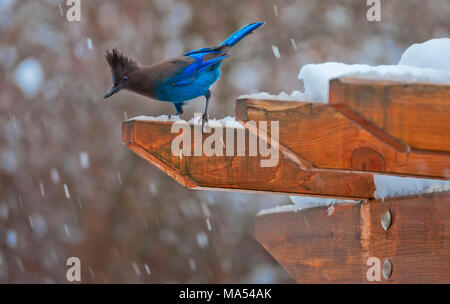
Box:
(105, 48, 139, 82)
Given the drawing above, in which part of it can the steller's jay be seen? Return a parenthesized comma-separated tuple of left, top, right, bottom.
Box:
(104, 22, 263, 127)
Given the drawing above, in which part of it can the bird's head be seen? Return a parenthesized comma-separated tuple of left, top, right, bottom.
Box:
(104, 48, 139, 99)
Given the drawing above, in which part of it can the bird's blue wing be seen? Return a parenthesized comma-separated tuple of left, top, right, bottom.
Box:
(171, 52, 228, 86)
(196, 55, 228, 72)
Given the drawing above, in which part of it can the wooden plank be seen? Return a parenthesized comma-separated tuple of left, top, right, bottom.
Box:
(329, 77, 450, 152)
(236, 98, 450, 179)
(122, 119, 376, 199)
(254, 191, 450, 283)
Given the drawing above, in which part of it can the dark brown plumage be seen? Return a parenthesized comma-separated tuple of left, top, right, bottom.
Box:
(105, 48, 139, 85)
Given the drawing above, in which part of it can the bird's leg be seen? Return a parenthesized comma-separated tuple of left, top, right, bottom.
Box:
(202, 90, 211, 131)
(175, 103, 184, 116)
(169, 103, 184, 119)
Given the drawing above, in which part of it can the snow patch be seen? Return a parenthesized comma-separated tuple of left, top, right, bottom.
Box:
(259, 174, 450, 215)
(399, 38, 450, 71)
(240, 38, 450, 103)
(298, 62, 450, 103)
(238, 90, 306, 101)
(374, 175, 450, 200)
(257, 204, 306, 216)
(129, 115, 244, 129)
(129, 114, 181, 122)
(258, 196, 359, 216)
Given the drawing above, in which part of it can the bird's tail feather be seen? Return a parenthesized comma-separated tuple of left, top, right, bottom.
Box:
(219, 22, 264, 48)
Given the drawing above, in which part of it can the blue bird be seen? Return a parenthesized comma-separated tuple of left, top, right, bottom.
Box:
(104, 22, 264, 126)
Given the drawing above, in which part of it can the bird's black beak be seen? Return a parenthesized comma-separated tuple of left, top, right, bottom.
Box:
(104, 85, 123, 98)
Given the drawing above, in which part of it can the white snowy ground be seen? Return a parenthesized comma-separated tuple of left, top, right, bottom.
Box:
(129, 38, 450, 214)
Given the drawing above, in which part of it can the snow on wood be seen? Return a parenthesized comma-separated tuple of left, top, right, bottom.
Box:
(299, 62, 450, 103)
(238, 90, 306, 101)
(240, 38, 450, 103)
(129, 115, 244, 129)
(374, 175, 450, 200)
(258, 197, 359, 216)
(399, 38, 450, 71)
(259, 176, 450, 215)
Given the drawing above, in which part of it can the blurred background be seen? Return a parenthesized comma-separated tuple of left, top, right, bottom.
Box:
(0, 0, 449, 283)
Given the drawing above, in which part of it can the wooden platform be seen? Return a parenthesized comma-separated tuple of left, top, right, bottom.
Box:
(122, 77, 450, 199)
(121, 77, 450, 283)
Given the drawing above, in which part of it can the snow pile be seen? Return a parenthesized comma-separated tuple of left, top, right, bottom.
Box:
(374, 175, 450, 200)
(240, 38, 450, 103)
(399, 38, 450, 71)
(299, 38, 450, 103)
(298, 62, 450, 103)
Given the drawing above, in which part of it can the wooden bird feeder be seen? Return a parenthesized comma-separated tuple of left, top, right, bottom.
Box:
(122, 77, 450, 283)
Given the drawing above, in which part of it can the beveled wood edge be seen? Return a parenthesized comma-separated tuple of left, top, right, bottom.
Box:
(126, 142, 199, 189)
(126, 141, 372, 199)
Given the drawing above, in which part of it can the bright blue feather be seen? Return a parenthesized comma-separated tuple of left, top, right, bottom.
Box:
(156, 64, 222, 102)
(155, 22, 263, 104)
(170, 53, 227, 87)
(197, 55, 228, 72)
(219, 22, 263, 47)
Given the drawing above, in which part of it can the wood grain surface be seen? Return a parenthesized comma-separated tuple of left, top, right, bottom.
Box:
(254, 191, 450, 283)
(122, 119, 375, 199)
(329, 78, 450, 152)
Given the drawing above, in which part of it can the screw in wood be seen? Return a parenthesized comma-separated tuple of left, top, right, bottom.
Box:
(382, 259, 392, 280)
(381, 210, 391, 231)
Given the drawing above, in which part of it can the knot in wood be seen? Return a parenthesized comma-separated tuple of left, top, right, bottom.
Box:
(350, 147, 385, 171)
